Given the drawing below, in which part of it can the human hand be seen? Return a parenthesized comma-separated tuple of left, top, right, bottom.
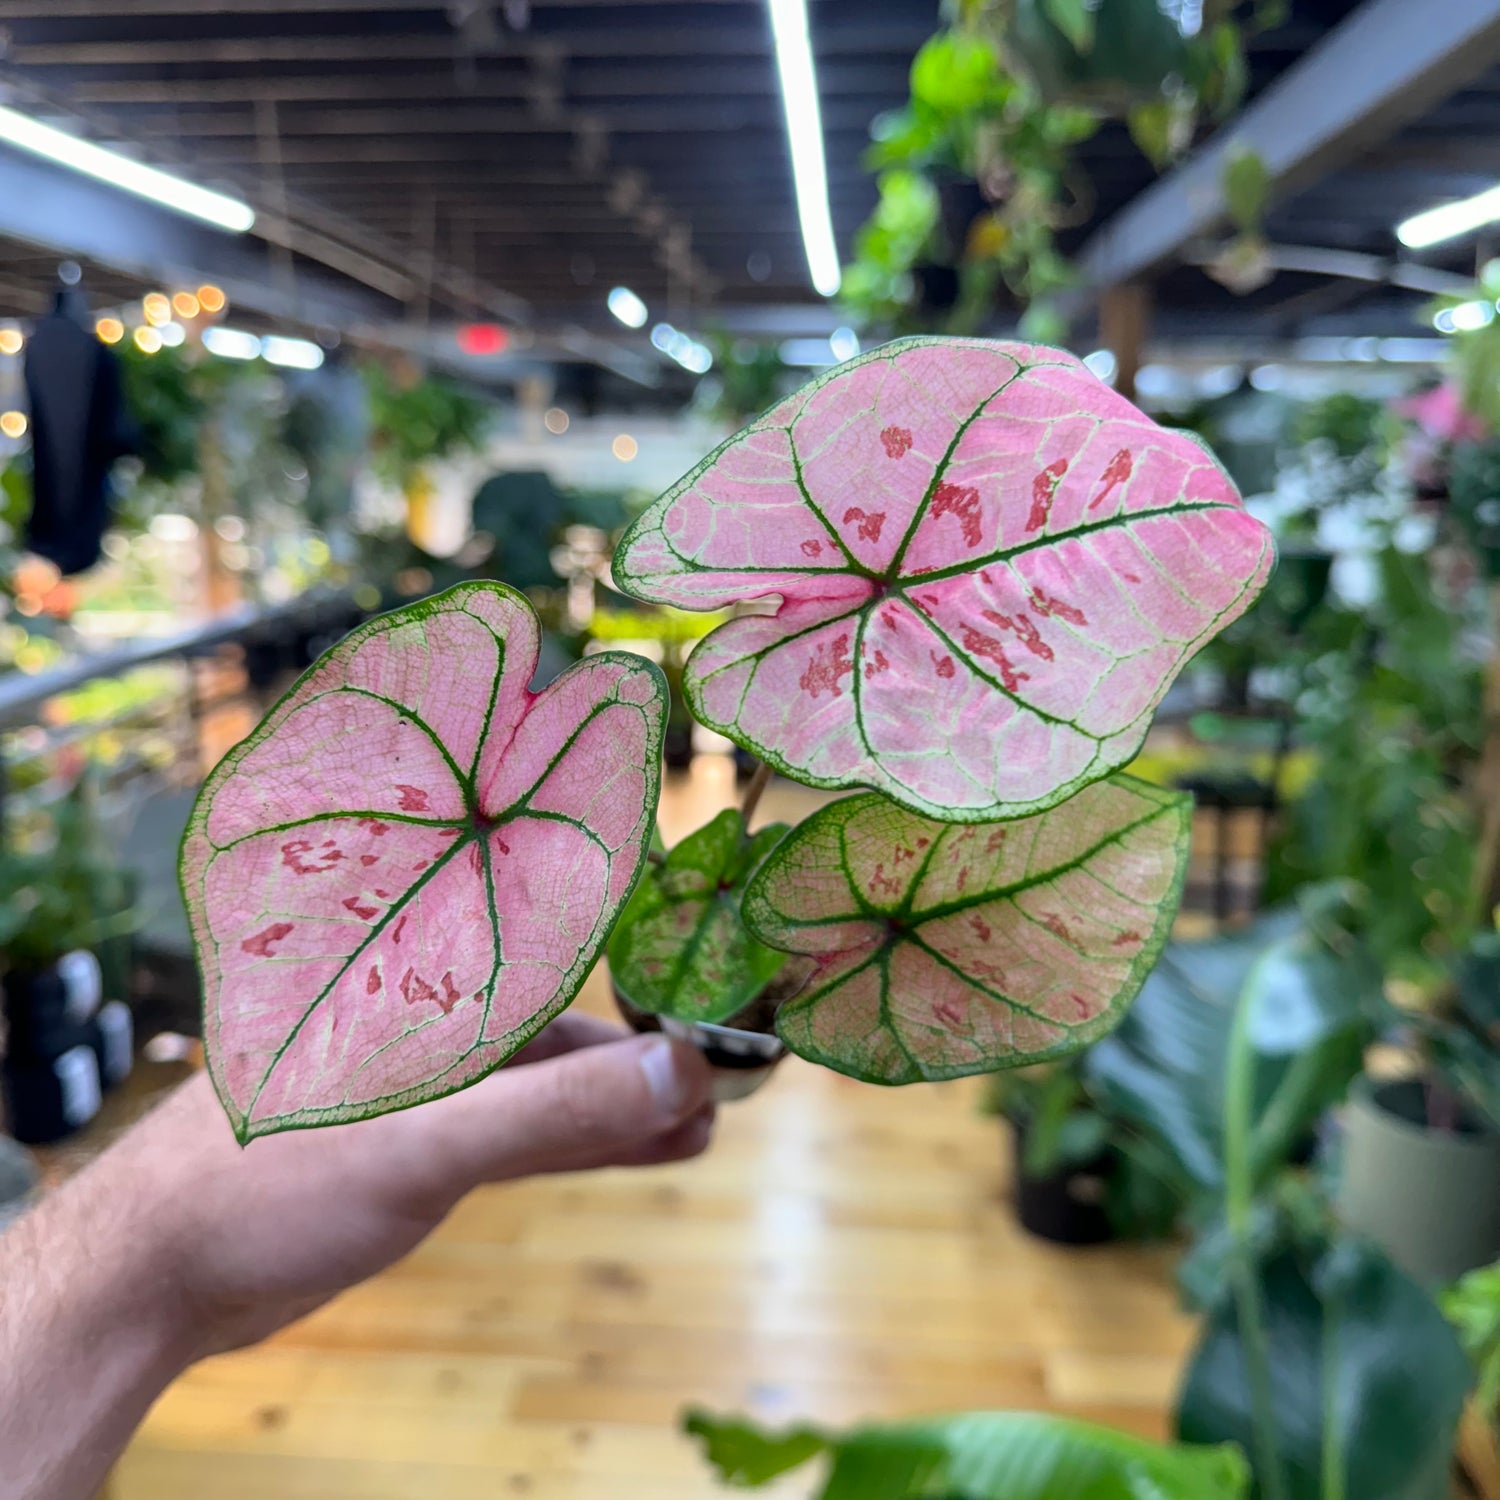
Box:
(104, 1015, 715, 1357)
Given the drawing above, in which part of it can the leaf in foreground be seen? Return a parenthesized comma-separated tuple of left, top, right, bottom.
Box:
(182, 582, 666, 1141)
(614, 336, 1273, 822)
(742, 777, 1190, 1083)
(608, 809, 788, 1024)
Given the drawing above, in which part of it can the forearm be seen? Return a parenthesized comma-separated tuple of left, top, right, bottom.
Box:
(0, 1154, 199, 1500)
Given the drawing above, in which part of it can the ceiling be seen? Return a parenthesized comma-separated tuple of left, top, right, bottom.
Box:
(0, 0, 1493, 369)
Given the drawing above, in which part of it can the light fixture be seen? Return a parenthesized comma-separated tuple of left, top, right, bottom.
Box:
(1433, 300, 1495, 334)
(829, 326, 860, 362)
(1398, 185, 1500, 250)
(1083, 349, 1119, 384)
(142, 292, 171, 327)
(261, 335, 324, 370)
(202, 326, 261, 361)
(0, 105, 255, 234)
(0, 411, 27, 440)
(95, 317, 124, 345)
(0, 329, 22, 356)
(158, 321, 186, 348)
(133, 325, 162, 354)
(608, 286, 649, 329)
(172, 291, 201, 320)
(197, 284, 227, 314)
(648, 320, 713, 374)
(767, 0, 841, 297)
(544, 407, 570, 435)
(779, 337, 837, 367)
(612, 434, 639, 462)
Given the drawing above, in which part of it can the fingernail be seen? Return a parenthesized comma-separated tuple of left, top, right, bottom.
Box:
(639, 1037, 689, 1118)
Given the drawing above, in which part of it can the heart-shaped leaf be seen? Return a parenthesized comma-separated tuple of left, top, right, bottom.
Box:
(608, 809, 789, 1024)
(181, 582, 666, 1142)
(742, 776, 1190, 1083)
(614, 336, 1272, 822)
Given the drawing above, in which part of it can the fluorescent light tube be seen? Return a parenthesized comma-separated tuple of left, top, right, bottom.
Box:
(0, 104, 256, 234)
(767, 0, 841, 298)
(608, 286, 649, 329)
(1397, 185, 1500, 250)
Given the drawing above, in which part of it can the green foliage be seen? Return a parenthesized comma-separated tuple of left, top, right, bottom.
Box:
(1430, 260, 1500, 431)
(364, 365, 493, 487)
(0, 781, 135, 972)
(1449, 437, 1500, 580)
(117, 341, 210, 487)
(1443, 1258, 1500, 1419)
(685, 1407, 1250, 1499)
(1178, 1240, 1473, 1500)
(1221, 143, 1270, 236)
(609, 810, 788, 1025)
(705, 337, 794, 427)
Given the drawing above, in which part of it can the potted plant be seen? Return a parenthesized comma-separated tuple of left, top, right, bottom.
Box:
(0, 782, 135, 1143)
(179, 336, 1270, 1145)
(980, 1058, 1179, 1245)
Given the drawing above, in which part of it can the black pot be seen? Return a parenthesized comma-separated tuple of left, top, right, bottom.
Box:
(663, 724, 695, 770)
(3, 954, 102, 1064)
(2, 1029, 103, 1144)
(1010, 1124, 1116, 1246)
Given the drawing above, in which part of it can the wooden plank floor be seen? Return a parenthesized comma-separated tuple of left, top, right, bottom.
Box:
(112, 756, 1196, 1500)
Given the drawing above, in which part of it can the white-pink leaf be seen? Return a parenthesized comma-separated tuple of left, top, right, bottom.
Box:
(181, 582, 667, 1142)
(614, 337, 1273, 821)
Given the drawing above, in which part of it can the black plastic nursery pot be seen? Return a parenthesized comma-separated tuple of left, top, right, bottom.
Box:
(2, 952, 104, 1064)
(613, 975, 798, 1103)
(1009, 1122, 1116, 1247)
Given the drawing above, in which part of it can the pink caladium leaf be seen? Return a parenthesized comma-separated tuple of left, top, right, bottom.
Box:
(614, 337, 1273, 822)
(181, 582, 666, 1142)
(741, 777, 1190, 1084)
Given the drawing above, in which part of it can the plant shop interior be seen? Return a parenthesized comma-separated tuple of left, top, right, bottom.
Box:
(11, 1, 1500, 1498)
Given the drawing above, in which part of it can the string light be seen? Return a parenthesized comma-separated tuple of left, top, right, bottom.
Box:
(197, 284, 227, 314)
(0, 411, 28, 439)
(0, 329, 23, 356)
(95, 318, 125, 345)
(172, 291, 201, 319)
(544, 407, 570, 435)
(612, 434, 639, 462)
(142, 292, 171, 327)
(133, 325, 163, 354)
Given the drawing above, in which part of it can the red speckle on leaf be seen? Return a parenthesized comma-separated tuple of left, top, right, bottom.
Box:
(360, 819, 389, 836)
(958, 622, 1030, 694)
(843, 506, 886, 543)
(1121, 571, 1141, 585)
(375, 889, 391, 899)
(881, 425, 913, 459)
(412, 861, 429, 872)
(396, 784, 431, 813)
(871, 862, 901, 897)
(969, 912, 992, 942)
(240, 922, 294, 958)
(281, 839, 344, 875)
(972, 959, 1009, 986)
(392, 914, 408, 945)
(366, 966, 381, 995)
(932, 482, 983, 548)
(495, 836, 511, 856)
(892, 844, 914, 865)
(930, 650, 956, 680)
(1071, 993, 1091, 1019)
(981, 609, 1054, 662)
(343, 895, 378, 921)
(360, 854, 378, 867)
(916, 837, 930, 850)
(800, 539, 823, 558)
(400, 967, 439, 1010)
(469, 844, 484, 877)
(986, 829, 1007, 853)
(956, 867, 969, 892)
(1088, 448, 1134, 511)
(1044, 914, 1073, 943)
(881, 607, 900, 630)
(440, 971, 462, 1014)
(799, 633, 854, 699)
(933, 999, 966, 1030)
(1026, 458, 1069, 533)
(1028, 590, 1088, 627)
(1112, 930, 1142, 949)
(438, 828, 462, 839)
(863, 648, 892, 681)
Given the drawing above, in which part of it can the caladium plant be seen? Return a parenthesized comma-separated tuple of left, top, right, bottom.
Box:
(186, 336, 1270, 1139)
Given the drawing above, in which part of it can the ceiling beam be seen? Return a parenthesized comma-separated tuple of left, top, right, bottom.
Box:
(1073, 0, 1500, 297)
(0, 0, 736, 12)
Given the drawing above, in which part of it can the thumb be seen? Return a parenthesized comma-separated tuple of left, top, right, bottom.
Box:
(418, 1033, 715, 1192)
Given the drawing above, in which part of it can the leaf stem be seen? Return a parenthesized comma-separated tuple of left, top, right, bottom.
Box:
(740, 761, 773, 827)
(1223, 954, 1290, 1500)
